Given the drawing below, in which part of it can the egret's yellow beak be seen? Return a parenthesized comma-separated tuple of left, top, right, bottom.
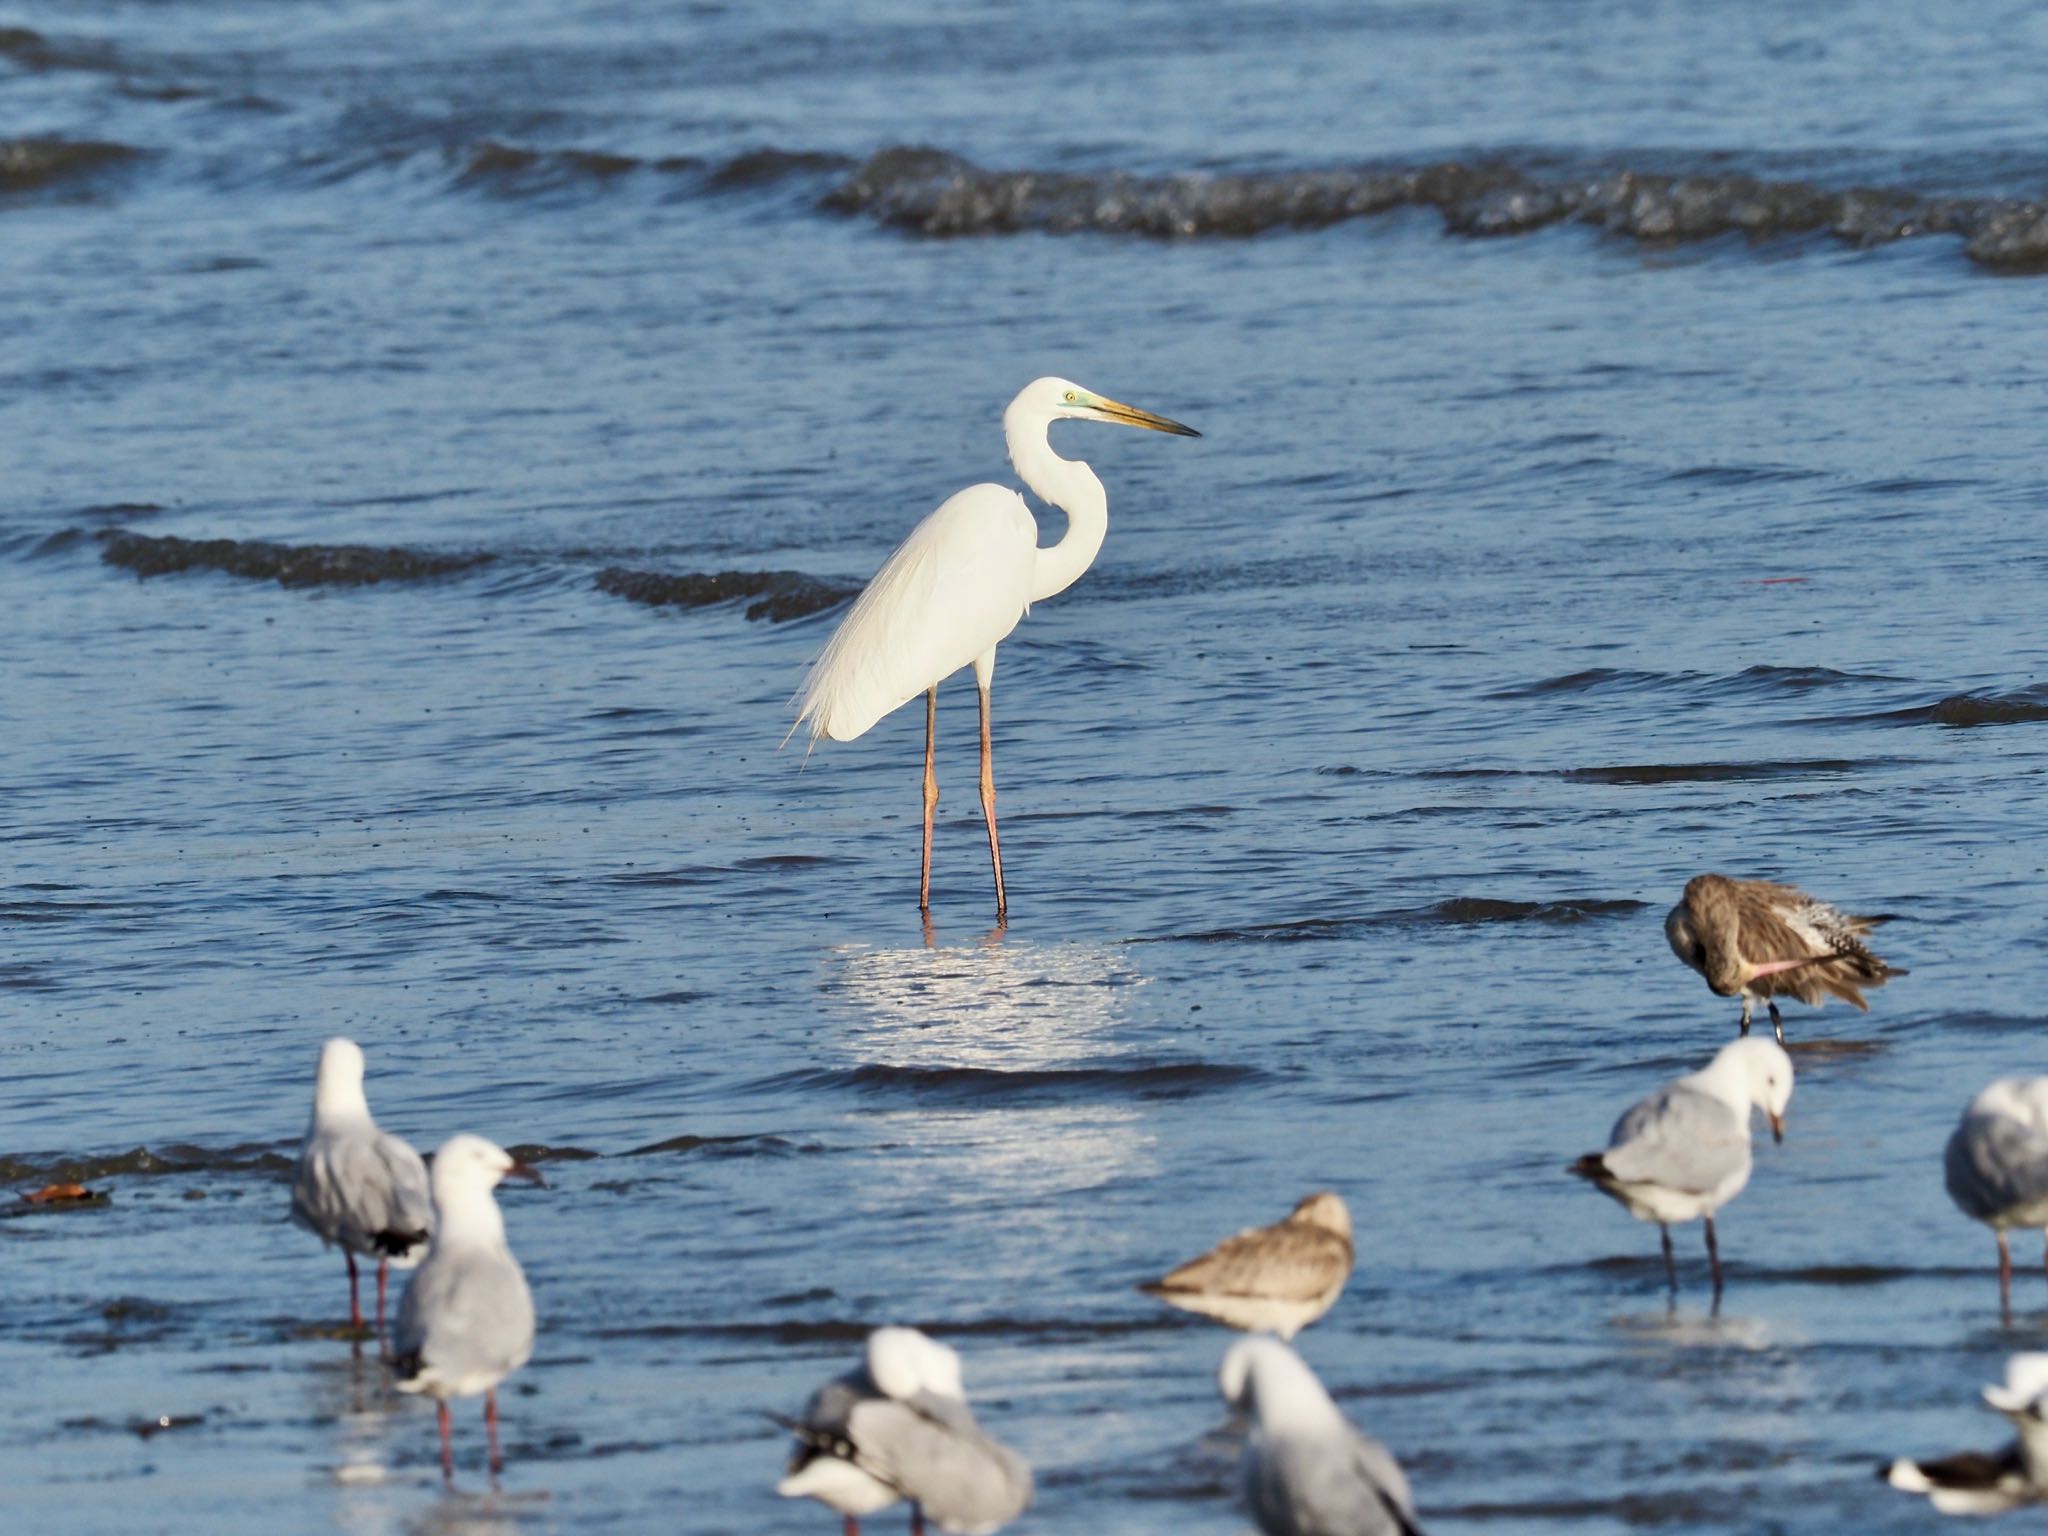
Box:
(1089, 396, 1201, 437)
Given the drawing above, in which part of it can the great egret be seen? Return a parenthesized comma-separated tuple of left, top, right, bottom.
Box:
(793, 376, 1199, 920)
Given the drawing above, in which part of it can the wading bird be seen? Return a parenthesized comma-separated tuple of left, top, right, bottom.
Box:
(1664, 873, 1899, 1045)
(1218, 1337, 1424, 1536)
(1946, 1077, 2048, 1321)
(393, 1134, 543, 1484)
(1885, 1354, 2048, 1514)
(1140, 1191, 1354, 1339)
(1569, 1037, 1793, 1297)
(290, 1038, 432, 1335)
(793, 377, 1199, 921)
(775, 1326, 1033, 1535)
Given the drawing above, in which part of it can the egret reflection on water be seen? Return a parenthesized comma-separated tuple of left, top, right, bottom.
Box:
(793, 377, 1199, 921)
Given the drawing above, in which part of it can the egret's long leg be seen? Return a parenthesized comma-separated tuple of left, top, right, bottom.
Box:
(919, 687, 938, 913)
(978, 682, 1006, 921)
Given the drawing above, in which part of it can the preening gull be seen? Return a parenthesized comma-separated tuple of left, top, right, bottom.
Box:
(290, 1037, 432, 1332)
(776, 1326, 1033, 1535)
(1945, 1077, 2048, 1319)
(1140, 1191, 1353, 1340)
(392, 1134, 543, 1483)
(1217, 1336, 1423, 1536)
(1569, 1037, 1793, 1295)
(1664, 873, 1899, 1044)
(1885, 1354, 2048, 1514)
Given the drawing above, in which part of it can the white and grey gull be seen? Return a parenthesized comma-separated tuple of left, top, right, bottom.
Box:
(1217, 1335, 1423, 1536)
(392, 1133, 543, 1483)
(1569, 1037, 1793, 1295)
(289, 1037, 432, 1333)
(775, 1325, 1032, 1535)
(1945, 1076, 2048, 1319)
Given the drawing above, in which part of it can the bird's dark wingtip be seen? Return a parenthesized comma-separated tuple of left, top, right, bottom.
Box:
(1567, 1153, 1609, 1181)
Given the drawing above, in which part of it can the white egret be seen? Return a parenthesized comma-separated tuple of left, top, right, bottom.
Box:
(793, 376, 1199, 920)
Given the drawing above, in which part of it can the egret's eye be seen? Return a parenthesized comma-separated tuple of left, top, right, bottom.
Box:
(1063, 391, 1077, 403)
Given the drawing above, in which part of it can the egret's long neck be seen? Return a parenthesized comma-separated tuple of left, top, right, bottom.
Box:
(1007, 406, 1107, 604)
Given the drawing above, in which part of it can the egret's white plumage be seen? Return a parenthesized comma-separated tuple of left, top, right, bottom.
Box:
(289, 1037, 432, 1332)
(793, 376, 1198, 918)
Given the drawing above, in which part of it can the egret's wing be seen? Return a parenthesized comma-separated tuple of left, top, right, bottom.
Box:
(795, 485, 1036, 744)
(1145, 1222, 1352, 1305)
(1600, 1085, 1747, 1193)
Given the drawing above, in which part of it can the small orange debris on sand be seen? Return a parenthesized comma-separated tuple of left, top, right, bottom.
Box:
(24, 1183, 96, 1205)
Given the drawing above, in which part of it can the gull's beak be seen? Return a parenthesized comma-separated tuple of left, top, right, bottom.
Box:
(1768, 1112, 1785, 1144)
(1089, 396, 1201, 437)
(506, 1161, 548, 1188)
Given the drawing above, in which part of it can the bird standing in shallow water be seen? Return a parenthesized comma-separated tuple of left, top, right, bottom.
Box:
(1569, 1037, 1793, 1297)
(1664, 872, 1900, 1044)
(793, 377, 1199, 923)
(1945, 1077, 2048, 1322)
(392, 1134, 543, 1484)
(1218, 1336, 1424, 1536)
(1140, 1191, 1354, 1340)
(289, 1038, 431, 1336)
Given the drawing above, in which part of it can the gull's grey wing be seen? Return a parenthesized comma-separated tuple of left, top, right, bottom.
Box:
(1947, 1112, 2048, 1223)
(393, 1247, 535, 1386)
(1600, 1085, 1746, 1193)
(1146, 1223, 1353, 1304)
(292, 1129, 431, 1257)
(849, 1389, 1032, 1534)
(1248, 1425, 1422, 1536)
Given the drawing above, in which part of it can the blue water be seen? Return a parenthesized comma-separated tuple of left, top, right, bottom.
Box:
(6, 2, 2048, 1533)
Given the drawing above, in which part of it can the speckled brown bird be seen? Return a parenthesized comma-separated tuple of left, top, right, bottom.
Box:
(1664, 873, 1901, 1045)
(1138, 1191, 1353, 1340)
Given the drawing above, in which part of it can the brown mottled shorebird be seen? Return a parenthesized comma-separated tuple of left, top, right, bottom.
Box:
(1664, 873, 1900, 1045)
(1139, 1192, 1353, 1340)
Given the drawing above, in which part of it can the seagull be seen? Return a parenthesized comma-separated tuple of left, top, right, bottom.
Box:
(1663, 873, 1900, 1044)
(289, 1038, 432, 1333)
(392, 1134, 543, 1484)
(1218, 1336, 1423, 1536)
(1885, 1354, 2048, 1514)
(1140, 1191, 1354, 1340)
(1569, 1037, 1793, 1295)
(1946, 1077, 2048, 1319)
(775, 1326, 1033, 1535)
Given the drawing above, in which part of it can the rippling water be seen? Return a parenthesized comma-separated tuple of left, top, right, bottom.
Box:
(7, 2, 2048, 1533)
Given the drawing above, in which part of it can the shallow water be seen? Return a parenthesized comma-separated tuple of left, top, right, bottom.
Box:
(7, 1, 2048, 1533)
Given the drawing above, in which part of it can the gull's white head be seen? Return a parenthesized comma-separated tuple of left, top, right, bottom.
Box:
(1218, 1337, 1340, 1433)
(1984, 1354, 2048, 1417)
(1708, 1037, 1795, 1142)
(313, 1037, 369, 1118)
(1005, 376, 1201, 437)
(429, 1133, 545, 1200)
(867, 1326, 965, 1402)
